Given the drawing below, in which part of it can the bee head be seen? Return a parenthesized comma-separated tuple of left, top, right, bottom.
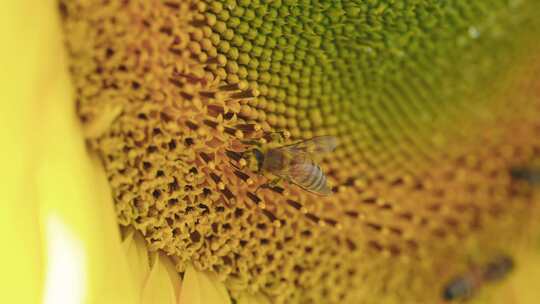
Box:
(242, 148, 265, 173)
(442, 276, 473, 301)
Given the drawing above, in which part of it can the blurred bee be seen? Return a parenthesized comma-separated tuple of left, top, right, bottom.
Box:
(510, 166, 540, 185)
(237, 134, 338, 196)
(481, 255, 514, 282)
(441, 254, 514, 302)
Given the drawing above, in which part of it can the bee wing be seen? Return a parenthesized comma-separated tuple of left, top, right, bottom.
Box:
(280, 136, 338, 155)
(282, 161, 333, 196)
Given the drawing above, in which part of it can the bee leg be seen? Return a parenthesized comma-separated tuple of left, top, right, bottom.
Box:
(229, 161, 242, 171)
(240, 139, 262, 146)
(255, 177, 282, 194)
(269, 177, 282, 187)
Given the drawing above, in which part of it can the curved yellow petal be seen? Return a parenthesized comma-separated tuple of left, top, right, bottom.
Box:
(122, 228, 151, 293)
(36, 101, 137, 304)
(159, 253, 183, 303)
(123, 227, 182, 304)
(0, 1, 137, 303)
(140, 252, 181, 304)
(0, 1, 60, 302)
(122, 227, 186, 304)
(42, 215, 86, 304)
(180, 264, 232, 304)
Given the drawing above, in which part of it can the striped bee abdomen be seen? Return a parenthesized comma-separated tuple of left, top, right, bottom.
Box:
(291, 163, 330, 194)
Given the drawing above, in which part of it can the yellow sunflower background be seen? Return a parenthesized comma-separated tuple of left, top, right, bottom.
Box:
(2, 0, 540, 303)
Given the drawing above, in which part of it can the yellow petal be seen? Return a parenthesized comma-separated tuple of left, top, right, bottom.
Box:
(237, 292, 272, 304)
(122, 228, 151, 292)
(160, 253, 183, 303)
(42, 215, 86, 304)
(180, 264, 232, 304)
(140, 252, 180, 304)
(0, 1, 61, 302)
(123, 228, 183, 304)
(0, 1, 138, 303)
(37, 116, 137, 304)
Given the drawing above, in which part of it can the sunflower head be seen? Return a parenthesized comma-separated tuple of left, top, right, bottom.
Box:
(60, 0, 540, 303)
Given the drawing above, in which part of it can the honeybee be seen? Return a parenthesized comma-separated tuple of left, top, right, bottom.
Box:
(510, 166, 540, 184)
(441, 254, 514, 302)
(238, 134, 338, 195)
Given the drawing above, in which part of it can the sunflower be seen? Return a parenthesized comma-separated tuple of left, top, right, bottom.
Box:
(3, 0, 540, 303)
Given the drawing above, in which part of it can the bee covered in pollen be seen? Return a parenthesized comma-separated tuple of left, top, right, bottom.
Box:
(441, 254, 514, 302)
(233, 133, 338, 196)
